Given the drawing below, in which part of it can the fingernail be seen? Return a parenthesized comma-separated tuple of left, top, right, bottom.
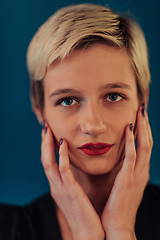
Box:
(44, 126, 47, 134)
(41, 121, 47, 134)
(41, 121, 45, 129)
(60, 138, 63, 145)
(129, 123, 133, 131)
(142, 103, 145, 117)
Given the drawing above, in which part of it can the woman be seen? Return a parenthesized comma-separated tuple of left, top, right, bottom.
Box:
(0, 3, 160, 240)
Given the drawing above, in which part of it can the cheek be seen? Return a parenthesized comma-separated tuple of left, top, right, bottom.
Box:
(45, 110, 74, 143)
(44, 106, 62, 143)
(43, 100, 79, 150)
(110, 107, 137, 140)
(111, 109, 137, 162)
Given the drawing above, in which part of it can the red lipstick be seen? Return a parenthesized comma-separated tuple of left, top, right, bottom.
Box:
(78, 142, 113, 156)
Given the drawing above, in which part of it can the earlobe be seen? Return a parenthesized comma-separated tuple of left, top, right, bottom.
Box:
(34, 106, 44, 124)
(31, 97, 44, 124)
(144, 87, 149, 108)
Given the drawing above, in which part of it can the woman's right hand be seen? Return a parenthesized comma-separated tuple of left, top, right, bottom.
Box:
(41, 124, 105, 240)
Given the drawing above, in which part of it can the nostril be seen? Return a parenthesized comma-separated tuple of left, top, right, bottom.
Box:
(80, 120, 107, 136)
(79, 104, 107, 136)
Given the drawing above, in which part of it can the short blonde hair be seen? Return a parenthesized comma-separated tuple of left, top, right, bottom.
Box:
(27, 3, 150, 112)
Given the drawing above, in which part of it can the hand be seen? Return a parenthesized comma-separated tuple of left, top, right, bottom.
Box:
(101, 105, 153, 240)
(41, 124, 105, 240)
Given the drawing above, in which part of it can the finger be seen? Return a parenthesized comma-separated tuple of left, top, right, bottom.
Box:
(59, 138, 76, 185)
(145, 111, 153, 147)
(136, 106, 152, 170)
(41, 122, 61, 185)
(122, 124, 136, 173)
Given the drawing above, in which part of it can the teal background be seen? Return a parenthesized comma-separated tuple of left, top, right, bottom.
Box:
(0, 0, 160, 205)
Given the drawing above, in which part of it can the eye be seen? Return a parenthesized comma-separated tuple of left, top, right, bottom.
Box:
(58, 97, 78, 106)
(105, 93, 125, 102)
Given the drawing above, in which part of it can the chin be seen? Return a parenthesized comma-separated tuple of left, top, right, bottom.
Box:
(84, 165, 116, 176)
(69, 155, 117, 176)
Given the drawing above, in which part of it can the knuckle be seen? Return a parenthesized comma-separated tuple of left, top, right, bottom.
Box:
(127, 151, 136, 162)
(42, 160, 51, 171)
(59, 164, 69, 175)
(41, 155, 53, 171)
(41, 155, 46, 168)
(150, 138, 153, 148)
(50, 188, 58, 200)
(141, 143, 150, 153)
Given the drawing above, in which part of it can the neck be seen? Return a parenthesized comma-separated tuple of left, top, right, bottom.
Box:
(70, 162, 123, 216)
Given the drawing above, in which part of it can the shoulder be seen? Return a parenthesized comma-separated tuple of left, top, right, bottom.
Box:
(0, 193, 62, 240)
(0, 193, 53, 224)
(135, 183, 160, 240)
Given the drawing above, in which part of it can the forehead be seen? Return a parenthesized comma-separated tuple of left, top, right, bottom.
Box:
(44, 44, 136, 92)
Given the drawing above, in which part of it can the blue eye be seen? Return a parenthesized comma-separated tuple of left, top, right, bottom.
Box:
(106, 93, 123, 102)
(60, 98, 77, 106)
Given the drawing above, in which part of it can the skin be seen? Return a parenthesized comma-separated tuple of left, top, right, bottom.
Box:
(34, 44, 153, 240)
(44, 44, 139, 174)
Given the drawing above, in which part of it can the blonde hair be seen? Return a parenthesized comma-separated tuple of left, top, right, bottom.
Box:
(27, 3, 150, 112)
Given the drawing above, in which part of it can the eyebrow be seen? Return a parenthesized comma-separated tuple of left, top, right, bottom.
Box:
(49, 82, 131, 98)
(49, 88, 80, 98)
(99, 82, 131, 91)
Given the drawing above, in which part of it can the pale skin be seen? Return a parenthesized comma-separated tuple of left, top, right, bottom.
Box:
(34, 44, 153, 240)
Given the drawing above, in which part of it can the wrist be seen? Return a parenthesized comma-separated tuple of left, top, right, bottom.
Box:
(105, 228, 136, 240)
(72, 228, 105, 240)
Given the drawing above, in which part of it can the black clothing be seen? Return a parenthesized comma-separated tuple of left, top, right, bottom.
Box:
(135, 183, 160, 239)
(0, 183, 160, 240)
(0, 192, 62, 240)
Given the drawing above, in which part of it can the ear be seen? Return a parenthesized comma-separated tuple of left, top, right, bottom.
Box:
(33, 107, 44, 124)
(144, 87, 149, 108)
(31, 97, 44, 124)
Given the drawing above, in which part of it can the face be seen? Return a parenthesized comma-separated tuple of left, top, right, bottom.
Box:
(43, 44, 139, 175)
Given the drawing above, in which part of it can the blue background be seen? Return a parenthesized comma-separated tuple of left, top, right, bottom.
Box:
(0, 0, 160, 205)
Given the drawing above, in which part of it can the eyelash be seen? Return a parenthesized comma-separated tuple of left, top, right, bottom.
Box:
(56, 97, 79, 107)
(104, 92, 126, 102)
(56, 92, 126, 107)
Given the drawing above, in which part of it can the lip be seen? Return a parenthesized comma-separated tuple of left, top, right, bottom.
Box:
(78, 142, 113, 156)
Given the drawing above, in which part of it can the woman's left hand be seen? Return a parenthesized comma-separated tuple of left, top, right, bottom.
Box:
(101, 105, 153, 240)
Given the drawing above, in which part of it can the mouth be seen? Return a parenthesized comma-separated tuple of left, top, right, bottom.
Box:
(78, 142, 113, 156)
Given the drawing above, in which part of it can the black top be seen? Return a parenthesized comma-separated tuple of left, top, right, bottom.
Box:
(0, 183, 160, 240)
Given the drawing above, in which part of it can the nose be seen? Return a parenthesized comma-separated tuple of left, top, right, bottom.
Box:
(80, 103, 107, 137)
